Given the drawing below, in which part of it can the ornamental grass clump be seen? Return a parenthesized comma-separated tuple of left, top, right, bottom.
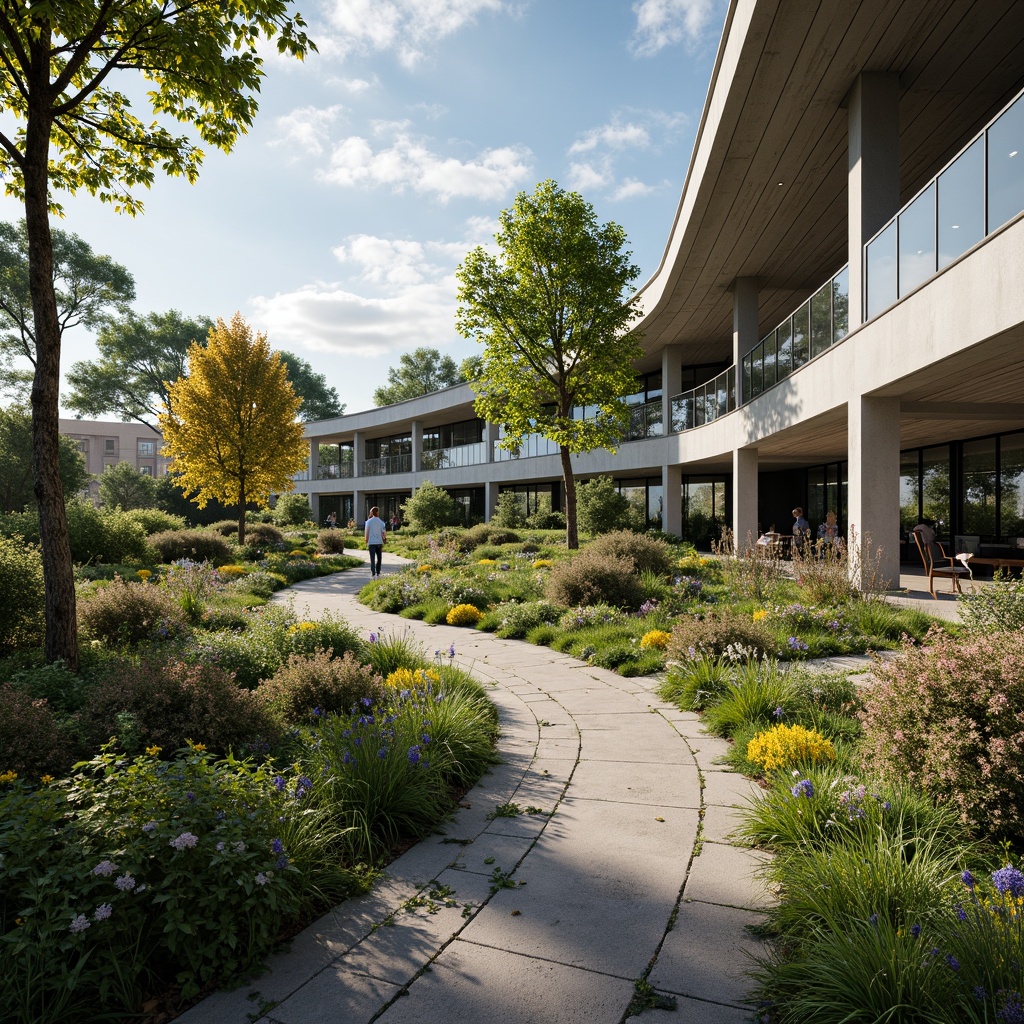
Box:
(545, 550, 644, 610)
(666, 609, 774, 662)
(746, 722, 835, 774)
(585, 530, 674, 577)
(495, 600, 562, 639)
(77, 576, 187, 646)
(256, 651, 383, 725)
(860, 628, 1024, 841)
(446, 603, 482, 626)
(148, 528, 232, 564)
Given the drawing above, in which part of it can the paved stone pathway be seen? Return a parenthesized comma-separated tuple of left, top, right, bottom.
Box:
(179, 551, 770, 1024)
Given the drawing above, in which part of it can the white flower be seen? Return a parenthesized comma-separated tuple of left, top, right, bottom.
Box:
(169, 831, 199, 851)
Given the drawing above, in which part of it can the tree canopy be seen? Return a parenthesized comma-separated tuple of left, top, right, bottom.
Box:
(373, 346, 466, 407)
(0, 220, 134, 400)
(97, 460, 157, 511)
(456, 180, 643, 548)
(277, 352, 345, 421)
(66, 310, 211, 430)
(158, 314, 308, 546)
(0, 0, 313, 666)
(0, 405, 87, 513)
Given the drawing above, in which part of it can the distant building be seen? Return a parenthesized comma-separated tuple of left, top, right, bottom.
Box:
(59, 418, 169, 502)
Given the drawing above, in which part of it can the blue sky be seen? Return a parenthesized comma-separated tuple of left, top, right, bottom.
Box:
(4, 0, 727, 418)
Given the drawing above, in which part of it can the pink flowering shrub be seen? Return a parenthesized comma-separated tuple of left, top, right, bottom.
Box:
(860, 628, 1024, 840)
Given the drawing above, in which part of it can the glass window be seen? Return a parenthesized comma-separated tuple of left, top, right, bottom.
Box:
(987, 92, 1024, 233)
(807, 466, 825, 527)
(898, 182, 936, 296)
(810, 284, 832, 357)
(776, 321, 792, 380)
(938, 137, 984, 269)
(139, 465, 153, 477)
(921, 445, 951, 540)
(138, 440, 155, 457)
(104, 439, 116, 454)
(792, 304, 810, 368)
(900, 451, 921, 535)
(741, 355, 752, 405)
(762, 332, 777, 390)
(1000, 433, 1024, 538)
(647, 484, 663, 530)
(865, 221, 897, 319)
(962, 438, 998, 536)
(832, 266, 849, 342)
(751, 344, 763, 398)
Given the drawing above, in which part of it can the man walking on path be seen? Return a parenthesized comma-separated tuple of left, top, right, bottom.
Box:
(364, 506, 386, 578)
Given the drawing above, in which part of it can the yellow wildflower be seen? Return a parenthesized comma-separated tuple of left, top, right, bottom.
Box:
(39, 774, 54, 784)
(447, 604, 482, 626)
(752, 610, 769, 622)
(532, 559, 552, 569)
(640, 629, 671, 650)
(135, 569, 152, 581)
(145, 745, 162, 756)
(0, 770, 18, 784)
(746, 724, 835, 773)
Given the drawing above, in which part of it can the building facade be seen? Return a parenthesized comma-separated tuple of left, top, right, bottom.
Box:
(59, 419, 169, 501)
(295, 0, 1024, 586)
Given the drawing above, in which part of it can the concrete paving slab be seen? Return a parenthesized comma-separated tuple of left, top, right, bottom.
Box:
(451, 832, 535, 876)
(648, 899, 766, 1006)
(375, 940, 635, 1024)
(703, 769, 763, 808)
(688, 735, 734, 771)
(636, 994, 753, 1023)
(567, 759, 700, 808)
(701, 803, 744, 845)
(684, 843, 773, 911)
(269, 964, 401, 1024)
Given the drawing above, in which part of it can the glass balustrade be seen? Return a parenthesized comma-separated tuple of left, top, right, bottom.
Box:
(359, 453, 412, 476)
(624, 399, 664, 441)
(865, 86, 1024, 318)
(670, 366, 736, 431)
(421, 441, 488, 470)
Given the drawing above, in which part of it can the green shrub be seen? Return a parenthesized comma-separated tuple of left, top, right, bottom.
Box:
(123, 508, 187, 535)
(666, 610, 775, 661)
(245, 522, 285, 547)
(0, 536, 44, 652)
(659, 655, 733, 711)
(0, 684, 73, 778)
(273, 493, 312, 527)
(317, 529, 346, 554)
(256, 651, 383, 725)
(81, 656, 279, 755)
(285, 612, 363, 660)
(957, 570, 1024, 633)
(402, 481, 463, 530)
(527, 508, 565, 530)
(148, 529, 232, 564)
(577, 475, 631, 534)
(585, 529, 673, 577)
(492, 491, 527, 528)
(544, 550, 644, 610)
(187, 627, 284, 689)
(77, 577, 187, 646)
(229, 570, 288, 599)
(208, 519, 239, 537)
(860, 629, 1024, 841)
(456, 522, 521, 552)
(65, 499, 150, 564)
(495, 600, 563, 639)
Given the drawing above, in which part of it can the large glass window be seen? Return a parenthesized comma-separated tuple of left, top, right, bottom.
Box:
(900, 451, 921, 534)
(898, 182, 936, 296)
(682, 478, 727, 547)
(792, 304, 810, 368)
(962, 438, 998, 535)
(921, 446, 951, 540)
(1001, 434, 1024, 538)
(987, 91, 1024, 233)
(810, 284, 832, 357)
(832, 266, 849, 342)
(938, 137, 985, 268)
(776, 322, 792, 380)
(866, 221, 897, 319)
(762, 333, 777, 390)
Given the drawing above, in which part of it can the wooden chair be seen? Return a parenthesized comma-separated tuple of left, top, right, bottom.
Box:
(913, 531, 970, 597)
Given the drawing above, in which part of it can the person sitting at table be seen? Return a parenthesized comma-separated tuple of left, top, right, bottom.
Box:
(817, 510, 841, 549)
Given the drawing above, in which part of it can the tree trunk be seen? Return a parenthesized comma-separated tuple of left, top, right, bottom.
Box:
(237, 483, 246, 548)
(559, 445, 579, 549)
(25, 74, 79, 669)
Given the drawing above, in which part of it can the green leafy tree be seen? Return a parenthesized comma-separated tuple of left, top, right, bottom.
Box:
(97, 460, 157, 511)
(277, 352, 345, 421)
(577, 476, 631, 535)
(0, 1, 313, 667)
(0, 219, 135, 400)
(373, 347, 464, 407)
(158, 314, 308, 546)
(402, 481, 462, 530)
(273, 492, 312, 527)
(66, 310, 211, 430)
(456, 180, 643, 549)
(492, 490, 527, 529)
(0, 405, 88, 512)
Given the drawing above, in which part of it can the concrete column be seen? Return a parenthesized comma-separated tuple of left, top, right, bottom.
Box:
(484, 481, 500, 521)
(411, 420, 423, 472)
(308, 491, 320, 524)
(847, 395, 900, 590)
(308, 438, 319, 481)
(352, 431, 365, 478)
(732, 278, 759, 404)
(352, 490, 363, 527)
(661, 344, 683, 431)
(847, 72, 900, 330)
(732, 447, 758, 555)
(662, 463, 682, 537)
(485, 420, 500, 461)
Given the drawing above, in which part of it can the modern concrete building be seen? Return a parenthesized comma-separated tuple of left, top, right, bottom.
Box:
(295, 0, 1024, 586)
(59, 418, 169, 501)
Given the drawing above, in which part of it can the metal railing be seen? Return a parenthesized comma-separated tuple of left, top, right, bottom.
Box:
(359, 453, 412, 477)
(623, 399, 664, 441)
(671, 366, 735, 431)
(421, 441, 488, 470)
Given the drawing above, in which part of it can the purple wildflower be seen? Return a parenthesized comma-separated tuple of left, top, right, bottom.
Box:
(69, 914, 91, 934)
(169, 832, 198, 851)
(92, 860, 117, 877)
(271, 838, 284, 855)
(790, 779, 814, 799)
(114, 873, 136, 892)
(94, 904, 113, 922)
(993, 866, 1024, 898)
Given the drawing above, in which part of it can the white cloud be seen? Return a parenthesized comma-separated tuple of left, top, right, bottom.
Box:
(567, 159, 613, 193)
(610, 178, 656, 200)
(629, 0, 719, 57)
(318, 132, 532, 202)
(336, 76, 375, 94)
(269, 105, 346, 157)
(250, 221, 497, 357)
(320, 0, 507, 67)
(569, 121, 650, 155)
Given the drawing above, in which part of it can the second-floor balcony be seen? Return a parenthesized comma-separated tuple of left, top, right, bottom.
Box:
(421, 441, 488, 470)
(360, 453, 412, 477)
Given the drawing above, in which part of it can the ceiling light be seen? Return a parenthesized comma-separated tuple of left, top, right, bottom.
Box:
(952, 224, 960, 229)
(1010, 150, 1019, 158)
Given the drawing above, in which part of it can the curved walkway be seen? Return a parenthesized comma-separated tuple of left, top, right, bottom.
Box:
(180, 551, 769, 1024)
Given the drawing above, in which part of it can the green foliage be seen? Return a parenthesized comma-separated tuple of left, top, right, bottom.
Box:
(402, 481, 463, 530)
(96, 460, 157, 511)
(283, 612, 364, 662)
(273, 492, 312, 527)
(228, 570, 288, 599)
(957, 570, 1024, 633)
(0, 535, 44, 652)
(545, 549, 645, 609)
(492, 491, 527, 528)
(256, 651, 383, 726)
(65, 499, 150, 564)
(456, 522, 521, 551)
(526, 508, 566, 530)
(494, 601, 563, 639)
(364, 627, 426, 677)
(576, 475, 632, 535)
(666, 610, 775, 662)
(317, 529, 347, 554)
(81, 657, 278, 756)
(148, 528, 232, 564)
(0, 684, 71, 778)
(77, 577, 186, 646)
(586, 529, 673, 576)
(245, 521, 285, 547)
(373, 346, 464, 407)
(0, 405, 89, 512)
(277, 351, 344, 421)
(122, 507, 185, 535)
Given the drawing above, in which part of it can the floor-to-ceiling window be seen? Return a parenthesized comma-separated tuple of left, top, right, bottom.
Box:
(682, 477, 728, 547)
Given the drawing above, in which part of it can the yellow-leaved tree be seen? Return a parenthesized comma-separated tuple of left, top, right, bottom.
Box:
(159, 314, 307, 546)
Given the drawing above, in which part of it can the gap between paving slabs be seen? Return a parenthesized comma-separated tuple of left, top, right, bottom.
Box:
(177, 560, 770, 1024)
